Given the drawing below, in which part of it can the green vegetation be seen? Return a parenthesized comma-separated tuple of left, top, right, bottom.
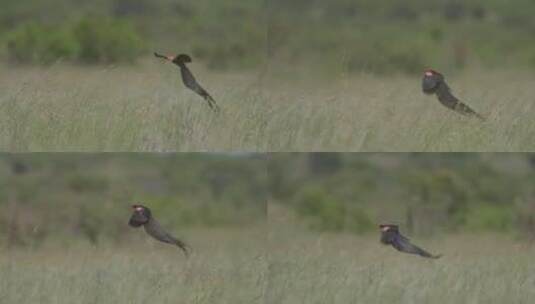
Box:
(0, 154, 266, 247)
(6, 18, 144, 64)
(269, 153, 535, 236)
(268, 227, 535, 304)
(268, 0, 535, 74)
(1, 66, 534, 151)
(3, 0, 535, 72)
(1, 0, 264, 69)
(0, 228, 266, 304)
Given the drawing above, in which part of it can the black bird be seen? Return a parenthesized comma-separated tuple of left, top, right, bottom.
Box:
(379, 224, 441, 259)
(422, 69, 485, 120)
(129, 204, 190, 256)
(154, 52, 219, 111)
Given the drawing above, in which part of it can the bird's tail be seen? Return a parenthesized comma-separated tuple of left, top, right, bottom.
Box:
(420, 250, 442, 259)
(201, 91, 220, 112)
(456, 102, 486, 121)
(173, 239, 191, 257)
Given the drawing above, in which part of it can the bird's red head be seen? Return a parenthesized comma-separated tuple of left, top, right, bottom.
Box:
(423, 69, 442, 77)
(131, 204, 145, 212)
(379, 224, 398, 232)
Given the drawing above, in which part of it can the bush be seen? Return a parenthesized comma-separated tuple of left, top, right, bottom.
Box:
(73, 17, 145, 64)
(6, 23, 78, 64)
(5, 18, 144, 65)
(295, 188, 374, 234)
(463, 204, 514, 232)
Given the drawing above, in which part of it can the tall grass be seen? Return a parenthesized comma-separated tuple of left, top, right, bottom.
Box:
(267, 223, 535, 304)
(1, 64, 535, 151)
(2, 223, 535, 303)
(0, 228, 267, 304)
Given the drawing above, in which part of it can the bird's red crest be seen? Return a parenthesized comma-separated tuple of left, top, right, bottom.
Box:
(131, 204, 144, 211)
(379, 224, 391, 232)
(424, 69, 441, 77)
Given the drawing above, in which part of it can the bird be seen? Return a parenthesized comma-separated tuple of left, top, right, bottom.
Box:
(422, 69, 485, 120)
(154, 52, 219, 111)
(128, 204, 190, 256)
(379, 224, 442, 259)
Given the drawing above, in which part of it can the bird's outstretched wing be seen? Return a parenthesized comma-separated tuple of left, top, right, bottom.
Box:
(391, 234, 441, 259)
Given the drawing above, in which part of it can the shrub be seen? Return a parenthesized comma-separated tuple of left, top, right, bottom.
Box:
(73, 17, 145, 64)
(5, 18, 144, 65)
(6, 23, 78, 64)
(295, 188, 374, 233)
(463, 204, 514, 232)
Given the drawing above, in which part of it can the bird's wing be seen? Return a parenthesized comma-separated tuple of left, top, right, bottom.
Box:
(391, 234, 441, 259)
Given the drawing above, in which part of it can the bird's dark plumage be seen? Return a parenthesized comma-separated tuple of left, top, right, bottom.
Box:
(129, 204, 190, 256)
(379, 224, 441, 259)
(422, 69, 485, 120)
(154, 52, 219, 111)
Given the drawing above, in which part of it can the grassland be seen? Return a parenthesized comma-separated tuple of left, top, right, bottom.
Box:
(1, 64, 535, 151)
(267, 224, 535, 304)
(0, 227, 267, 304)
(2, 218, 535, 304)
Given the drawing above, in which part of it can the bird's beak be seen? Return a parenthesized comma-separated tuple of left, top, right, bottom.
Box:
(380, 226, 390, 232)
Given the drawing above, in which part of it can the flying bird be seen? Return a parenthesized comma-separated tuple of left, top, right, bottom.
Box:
(129, 204, 190, 256)
(422, 69, 485, 120)
(154, 52, 219, 111)
(379, 224, 441, 259)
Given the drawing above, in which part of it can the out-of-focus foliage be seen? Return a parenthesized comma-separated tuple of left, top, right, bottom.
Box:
(6, 23, 79, 64)
(269, 153, 535, 236)
(0, 0, 264, 69)
(267, 0, 535, 74)
(6, 18, 144, 64)
(0, 154, 266, 248)
(73, 17, 145, 64)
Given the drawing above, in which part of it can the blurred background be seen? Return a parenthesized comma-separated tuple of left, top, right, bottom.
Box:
(267, 0, 535, 77)
(269, 153, 535, 238)
(0, 153, 267, 249)
(0, 0, 265, 70)
(267, 153, 535, 304)
(1, 1, 535, 151)
(3, 0, 535, 74)
(0, 153, 268, 304)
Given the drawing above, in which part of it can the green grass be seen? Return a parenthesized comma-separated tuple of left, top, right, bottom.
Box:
(0, 228, 267, 304)
(1, 64, 535, 151)
(0, 62, 267, 151)
(267, 224, 535, 304)
(2, 223, 535, 303)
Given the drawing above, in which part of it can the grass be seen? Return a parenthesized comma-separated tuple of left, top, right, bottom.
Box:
(2, 222, 535, 304)
(0, 227, 267, 304)
(1, 63, 535, 151)
(0, 62, 267, 151)
(267, 223, 535, 304)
